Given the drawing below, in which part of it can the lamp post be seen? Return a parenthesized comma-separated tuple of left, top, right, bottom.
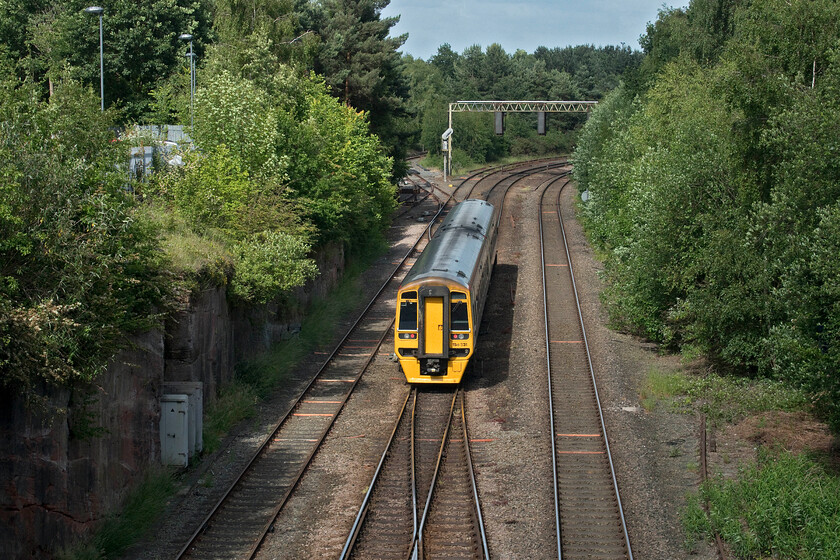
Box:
(84, 6, 104, 111)
(178, 33, 194, 129)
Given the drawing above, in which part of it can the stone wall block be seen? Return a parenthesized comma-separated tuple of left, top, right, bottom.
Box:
(0, 329, 164, 558)
(2, 242, 344, 557)
(164, 286, 233, 399)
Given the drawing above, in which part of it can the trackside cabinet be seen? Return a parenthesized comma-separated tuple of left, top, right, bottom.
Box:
(160, 394, 190, 467)
(163, 382, 203, 457)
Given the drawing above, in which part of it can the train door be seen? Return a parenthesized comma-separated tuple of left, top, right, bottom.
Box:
(423, 296, 445, 354)
(419, 286, 450, 371)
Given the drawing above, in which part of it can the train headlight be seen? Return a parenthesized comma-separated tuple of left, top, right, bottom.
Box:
(450, 333, 469, 340)
(398, 332, 417, 339)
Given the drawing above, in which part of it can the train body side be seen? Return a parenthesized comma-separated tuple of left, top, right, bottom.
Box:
(395, 199, 497, 383)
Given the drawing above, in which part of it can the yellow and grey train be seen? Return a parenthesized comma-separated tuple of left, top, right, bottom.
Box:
(395, 199, 497, 383)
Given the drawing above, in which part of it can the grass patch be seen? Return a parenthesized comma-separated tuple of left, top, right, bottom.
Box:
(640, 368, 688, 411)
(640, 367, 808, 426)
(202, 236, 388, 452)
(202, 381, 259, 454)
(57, 469, 175, 560)
(137, 203, 233, 301)
(684, 449, 840, 559)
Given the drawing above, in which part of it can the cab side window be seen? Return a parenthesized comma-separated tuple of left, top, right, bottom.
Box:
(399, 291, 418, 331)
(450, 292, 469, 331)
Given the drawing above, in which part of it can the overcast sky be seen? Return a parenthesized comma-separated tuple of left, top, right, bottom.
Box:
(380, 0, 689, 60)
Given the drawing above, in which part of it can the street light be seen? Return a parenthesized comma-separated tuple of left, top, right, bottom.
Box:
(84, 6, 104, 111)
(178, 33, 194, 129)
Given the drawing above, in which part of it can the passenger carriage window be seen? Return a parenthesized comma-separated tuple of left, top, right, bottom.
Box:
(399, 301, 418, 331)
(450, 292, 469, 331)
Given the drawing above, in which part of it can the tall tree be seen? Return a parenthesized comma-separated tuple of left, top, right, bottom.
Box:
(27, 0, 214, 121)
(315, 0, 410, 176)
(430, 43, 457, 84)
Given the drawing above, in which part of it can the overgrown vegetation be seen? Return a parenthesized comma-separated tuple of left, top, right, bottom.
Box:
(1, 1, 400, 409)
(0, 63, 169, 409)
(573, 1, 840, 556)
(640, 367, 807, 426)
(684, 450, 840, 559)
(574, 0, 840, 431)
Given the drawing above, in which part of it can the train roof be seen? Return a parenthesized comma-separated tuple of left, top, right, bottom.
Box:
(401, 199, 496, 289)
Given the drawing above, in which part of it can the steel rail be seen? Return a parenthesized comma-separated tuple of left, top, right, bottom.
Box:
(338, 388, 415, 560)
(463, 159, 568, 201)
(340, 389, 464, 560)
(410, 386, 419, 547)
(461, 391, 491, 560)
(454, 157, 563, 195)
(490, 165, 566, 233)
(540, 175, 565, 559)
(553, 179, 633, 559)
(539, 177, 633, 559)
(176, 187, 452, 560)
(242, 318, 395, 559)
(410, 390, 460, 560)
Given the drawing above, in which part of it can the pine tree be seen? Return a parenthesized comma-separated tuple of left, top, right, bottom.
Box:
(316, 0, 410, 177)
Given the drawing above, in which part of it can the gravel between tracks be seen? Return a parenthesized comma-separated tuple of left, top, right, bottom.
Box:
(127, 163, 716, 560)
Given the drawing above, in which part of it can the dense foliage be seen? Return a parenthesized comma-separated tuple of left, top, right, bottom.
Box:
(401, 43, 642, 170)
(574, 0, 840, 430)
(1, 0, 214, 121)
(0, 0, 399, 405)
(149, 63, 397, 304)
(0, 62, 168, 406)
(314, 0, 411, 177)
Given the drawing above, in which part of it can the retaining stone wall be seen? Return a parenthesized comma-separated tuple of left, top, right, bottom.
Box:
(0, 243, 344, 557)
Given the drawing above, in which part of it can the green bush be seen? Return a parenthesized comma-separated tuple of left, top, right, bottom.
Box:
(0, 66, 168, 408)
(190, 66, 397, 247)
(229, 230, 318, 304)
(685, 450, 840, 559)
(574, 0, 840, 430)
(149, 145, 254, 235)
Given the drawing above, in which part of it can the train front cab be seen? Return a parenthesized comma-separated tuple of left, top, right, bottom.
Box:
(395, 284, 473, 384)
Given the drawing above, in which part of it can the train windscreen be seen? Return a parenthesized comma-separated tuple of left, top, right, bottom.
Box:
(450, 292, 469, 331)
(399, 300, 418, 330)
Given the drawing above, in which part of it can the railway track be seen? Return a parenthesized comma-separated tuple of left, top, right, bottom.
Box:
(341, 388, 488, 560)
(339, 160, 571, 560)
(539, 176, 633, 559)
(171, 158, 500, 559)
(174, 198, 457, 560)
(170, 158, 581, 559)
(175, 292, 397, 558)
(418, 390, 488, 559)
(460, 158, 569, 202)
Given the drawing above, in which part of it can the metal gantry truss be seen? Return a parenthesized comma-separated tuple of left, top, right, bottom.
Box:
(449, 100, 598, 113)
(443, 100, 598, 182)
